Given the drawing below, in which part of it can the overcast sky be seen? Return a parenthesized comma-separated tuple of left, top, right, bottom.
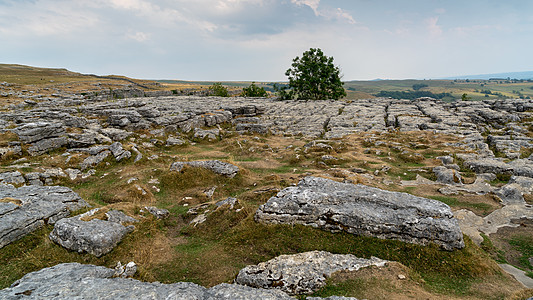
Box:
(1, 0, 532, 81)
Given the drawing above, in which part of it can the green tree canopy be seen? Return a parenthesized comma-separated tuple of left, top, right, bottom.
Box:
(283, 48, 346, 100)
(209, 82, 229, 97)
(241, 82, 268, 97)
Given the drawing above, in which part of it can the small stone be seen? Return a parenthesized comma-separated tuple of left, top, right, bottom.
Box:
(398, 274, 406, 280)
(142, 206, 170, 219)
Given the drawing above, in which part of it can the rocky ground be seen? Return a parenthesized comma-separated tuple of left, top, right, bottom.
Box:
(0, 82, 532, 299)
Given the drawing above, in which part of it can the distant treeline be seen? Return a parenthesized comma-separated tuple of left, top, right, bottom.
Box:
(374, 90, 453, 100)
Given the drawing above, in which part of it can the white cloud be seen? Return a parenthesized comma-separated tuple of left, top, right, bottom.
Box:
(0, 1, 99, 37)
(425, 16, 442, 37)
(291, 0, 320, 15)
(452, 24, 501, 38)
(332, 8, 356, 24)
(126, 31, 150, 42)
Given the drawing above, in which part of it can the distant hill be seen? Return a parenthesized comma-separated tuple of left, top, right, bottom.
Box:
(442, 71, 533, 80)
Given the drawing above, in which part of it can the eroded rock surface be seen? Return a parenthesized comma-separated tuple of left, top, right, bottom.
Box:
(235, 251, 387, 295)
(49, 208, 135, 257)
(0, 185, 89, 249)
(0, 263, 357, 299)
(256, 176, 465, 250)
(170, 160, 239, 178)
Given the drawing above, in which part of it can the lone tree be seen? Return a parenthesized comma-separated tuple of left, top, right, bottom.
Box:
(283, 48, 346, 100)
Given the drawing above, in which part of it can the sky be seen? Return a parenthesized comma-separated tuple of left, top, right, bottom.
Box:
(1, 0, 532, 81)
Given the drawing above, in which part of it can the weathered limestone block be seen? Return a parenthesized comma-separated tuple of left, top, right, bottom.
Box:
(255, 176, 465, 250)
(80, 150, 111, 170)
(166, 136, 186, 146)
(464, 158, 512, 174)
(235, 251, 387, 295)
(194, 128, 220, 140)
(0, 263, 355, 299)
(142, 206, 170, 219)
(0, 185, 89, 249)
(170, 160, 239, 178)
(49, 209, 134, 257)
(0, 171, 25, 185)
(109, 142, 131, 161)
(12, 122, 65, 143)
(433, 166, 462, 184)
(99, 127, 133, 141)
(27, 136, 68, 155)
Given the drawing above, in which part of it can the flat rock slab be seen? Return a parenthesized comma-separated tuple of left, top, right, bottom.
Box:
(499, 263, 533, 289)
(256, 176, 465, 250)
(0, 185, 89, 249)
(49, 209, 134, 257)
(0, 263, 358, 299)
(455, 204, 533, 245)
(235, 251, 387, 295)
(170, 160, 239, 178)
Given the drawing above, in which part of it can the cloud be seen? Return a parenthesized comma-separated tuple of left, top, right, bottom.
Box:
(452, 24, 501, 38)
(291, 0, 320, 15)
(0, 1, 99, 36)
(425, 16, 442, 37)
(126, 31, 150, 42)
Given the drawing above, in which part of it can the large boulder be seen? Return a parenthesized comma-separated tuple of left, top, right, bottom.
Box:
(49, 209, 135, 257)
(235, 251, 387, 295)
(170, 160, 239, 178)
(12, 122, 65, 144)
(12, 122, 68, 155)
(255, 176, 465, 250)
(433, 166, 462, 184)
(0, 263, 358, 299)
(0, 185, 89, 249)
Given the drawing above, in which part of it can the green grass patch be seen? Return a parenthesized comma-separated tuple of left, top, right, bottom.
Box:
(508, 235, 533, 271)
(490, 173, 512, 186)
(480, 233, 507, 264)
(428, 196, 493, 215)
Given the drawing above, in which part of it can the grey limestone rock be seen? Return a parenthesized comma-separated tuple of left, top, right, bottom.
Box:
(216, 197, 238, 209)
(209, 283, 295, 300)
(437, 155, 454, 165)
(433, 166, 462, 184)
(464, 158, 513, 175)
(12, 122, 68, 155)
(0, 263, 351, 299)
(256, 176, 465, 250)
(235, 251, 387, 295)
(80, 150, 111, 170)
(194, 127, 220, 140)
(508, 176, 533, 194)
(99, 127, 132, 141)
(105, 210, 138, 225)
(113, 261, 137, 278)
(49, 208, 134, 257)
(170, 160, 239, 178)
(0, 185, 89, 249)
(166, 136, 186, 146)
(0, 263, 209, 299)
(12, 122, 65, 143)
(109, 142, 131, 161)
(0, 171, 25, 185)
(142, 206, 170, 219)
(27, 136, 68, 156)
(64, 168, 81, 180)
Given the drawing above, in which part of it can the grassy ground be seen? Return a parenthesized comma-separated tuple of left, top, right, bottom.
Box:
(1, 65, 532, 298)
(1, 126, 530, 299)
